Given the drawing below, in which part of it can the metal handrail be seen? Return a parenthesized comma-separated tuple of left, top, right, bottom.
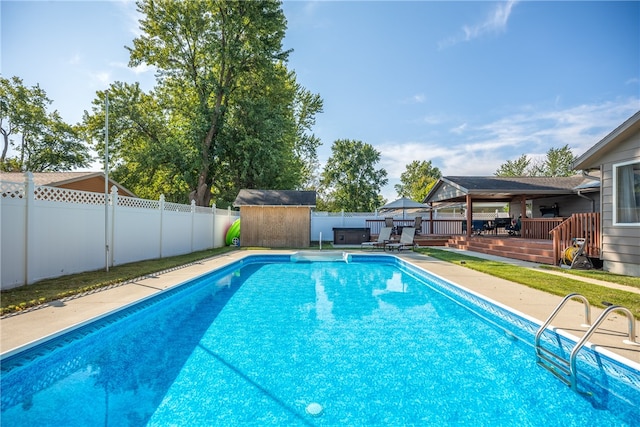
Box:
(569, 305, 639, 390)
(534, 293, 591, 362)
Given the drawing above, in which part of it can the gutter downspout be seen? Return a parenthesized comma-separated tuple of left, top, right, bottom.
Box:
(581, 169, 600, 181)
(578, 169, 599, 212)
(576, 190, 595, 212)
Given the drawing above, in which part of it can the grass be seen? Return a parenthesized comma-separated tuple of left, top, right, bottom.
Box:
(0, 246, 238, 316)
(2, 244, 639, 320)
(415, 247, 640, 319)
(538, 265, 640, 289)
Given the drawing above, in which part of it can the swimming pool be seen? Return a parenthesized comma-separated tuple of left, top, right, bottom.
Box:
(1, 254, 639, 425)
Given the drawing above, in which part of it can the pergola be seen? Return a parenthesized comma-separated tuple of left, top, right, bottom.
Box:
(422, 175, 598, 237)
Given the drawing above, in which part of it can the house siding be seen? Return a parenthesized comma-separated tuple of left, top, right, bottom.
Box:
(598, 132, 640, 276)
(430, 184, 466, 202)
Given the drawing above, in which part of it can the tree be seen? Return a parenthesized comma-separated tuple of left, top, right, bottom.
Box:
(213, 66, 322, 204)
(495, 154, 531, 177)
(495, 145, 576, 177)
(291, 80, 323, 190)
(320, 139, 388, 212)
(82, 82, 195, 202)
(536, 144, 576, 177)
(0, 76, 90, 172)
(127, 0, 290, 206)
(394, 160, 441, 201)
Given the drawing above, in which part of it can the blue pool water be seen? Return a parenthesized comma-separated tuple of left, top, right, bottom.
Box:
(1, 254, 639, 426)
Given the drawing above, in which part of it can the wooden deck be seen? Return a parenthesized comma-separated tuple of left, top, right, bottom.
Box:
(445, 235, 556, 265)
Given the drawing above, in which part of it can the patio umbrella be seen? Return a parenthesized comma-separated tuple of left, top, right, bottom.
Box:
(379, 197, 427, 219)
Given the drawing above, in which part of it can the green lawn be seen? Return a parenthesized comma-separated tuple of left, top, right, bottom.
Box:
(1, 247, 238, 316)
(415, 247, 640, 319)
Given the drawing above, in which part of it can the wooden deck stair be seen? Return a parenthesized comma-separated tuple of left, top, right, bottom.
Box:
(446, 236, 556, 265)
(414, 235, 450, 247)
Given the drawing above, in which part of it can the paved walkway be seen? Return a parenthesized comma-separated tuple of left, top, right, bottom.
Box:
(2, 249, 639, 365)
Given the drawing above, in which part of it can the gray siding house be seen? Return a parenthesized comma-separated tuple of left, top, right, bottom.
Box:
(573, 111, 640, 276)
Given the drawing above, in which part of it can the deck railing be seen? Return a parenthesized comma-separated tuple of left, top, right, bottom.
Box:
(365, 219, 463, 236)
(520, 218, 565, 240)
(550, 213, 601, 263)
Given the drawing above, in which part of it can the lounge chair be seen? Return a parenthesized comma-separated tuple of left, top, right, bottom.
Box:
(413, 217, 422, 235)
(384, 227, 416, 251)
(361, 227, 392, 249)
(384, 217, 397, 235)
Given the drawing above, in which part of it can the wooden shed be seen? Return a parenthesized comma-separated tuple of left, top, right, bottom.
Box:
(233, 190, 316, 248)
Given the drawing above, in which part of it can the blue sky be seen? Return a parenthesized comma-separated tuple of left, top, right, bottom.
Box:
(2, 1, 639, 202)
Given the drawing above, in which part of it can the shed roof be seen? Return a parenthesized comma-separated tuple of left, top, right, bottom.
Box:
(572, 110, 640, 171)
(423, 175, 598, 204)
(233, 189, 316, 207)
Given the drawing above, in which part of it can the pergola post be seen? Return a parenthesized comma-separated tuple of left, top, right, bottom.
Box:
(466, 194, 473, 237)
(429, 203, 434, 234)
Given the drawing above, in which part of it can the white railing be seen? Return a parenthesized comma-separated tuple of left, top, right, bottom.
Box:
(1, 173, 239, 290)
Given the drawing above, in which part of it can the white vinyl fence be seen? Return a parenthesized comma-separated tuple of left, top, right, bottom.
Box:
(1, 173, 239, 290)
(1, 174, 512, 290)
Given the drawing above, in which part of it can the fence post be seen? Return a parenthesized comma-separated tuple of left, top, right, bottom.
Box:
(24, 172, 35, 285)
(211, 203, 216, 249)
(110, 186, 118, 267)
(190, 200, 196, 252)
(159, 195, 165, 258)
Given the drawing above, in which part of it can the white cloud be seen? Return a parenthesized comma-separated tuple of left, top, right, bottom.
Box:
(110, 60, 154, 76)
(439, 0, 518, 49)
(411, 94, 426, 104)
(91, 71, 111, 87)
(450, 123, 467, 134)
(376, 98, 639, 183)
(68, 53, 82, 65)
(114, 0, 144, 37)
(463, 0, 517, 40)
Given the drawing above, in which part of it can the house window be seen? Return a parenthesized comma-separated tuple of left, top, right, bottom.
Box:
(613, 160, 640, 225)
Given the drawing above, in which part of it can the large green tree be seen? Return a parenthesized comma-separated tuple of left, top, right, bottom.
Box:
(320, 139, 388, 212)
(127, 0, 290, 206)
(394, 160, 441, 202)
(214, 66, 322, 204)
(0, 76, 90, 171)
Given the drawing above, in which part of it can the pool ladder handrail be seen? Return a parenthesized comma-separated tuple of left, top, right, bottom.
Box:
(534, 293, 591, 387)
(568, 305, 638, 390)
(535, 293, 639, 391)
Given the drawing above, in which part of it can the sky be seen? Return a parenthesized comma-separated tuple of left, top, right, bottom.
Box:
(2, 0, 639, 202)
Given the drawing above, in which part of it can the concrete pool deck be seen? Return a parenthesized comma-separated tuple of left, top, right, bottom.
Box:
(1, 249, 639, 366)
